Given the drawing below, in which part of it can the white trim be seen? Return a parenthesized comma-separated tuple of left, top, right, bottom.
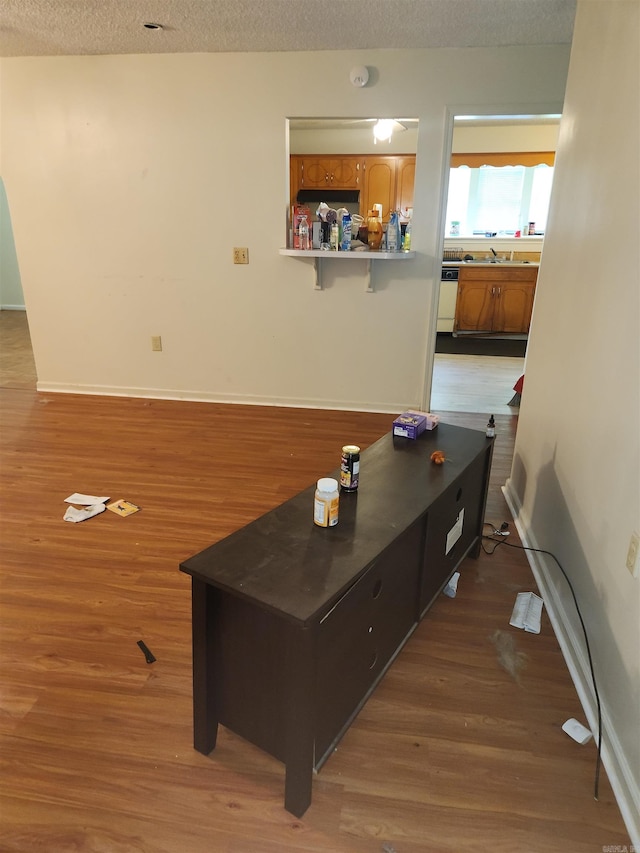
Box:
(34, 382, 405, 414)
(0, 304, 26, 311)
(502, 477, 640, 848)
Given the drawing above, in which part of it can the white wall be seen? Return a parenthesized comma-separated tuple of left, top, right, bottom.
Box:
(452, 122, 559, 153)
(506, 1, 639, 842)
(0, 46, 567, 410)
(290, 126, 419, 155)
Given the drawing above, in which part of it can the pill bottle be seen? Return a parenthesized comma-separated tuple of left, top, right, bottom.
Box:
(314, 478, 339, 527)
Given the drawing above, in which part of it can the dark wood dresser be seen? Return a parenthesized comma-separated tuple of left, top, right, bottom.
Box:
(180, 422, 493, 816)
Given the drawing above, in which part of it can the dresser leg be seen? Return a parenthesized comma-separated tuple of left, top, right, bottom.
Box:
(283, 625, 314, 817)
(191, 577, 218, 755)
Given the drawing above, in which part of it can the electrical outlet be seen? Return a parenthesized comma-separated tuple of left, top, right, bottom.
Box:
(151, 335, 162, 352)
(233, 247, 249, 264)
(626, 531, 639, 577)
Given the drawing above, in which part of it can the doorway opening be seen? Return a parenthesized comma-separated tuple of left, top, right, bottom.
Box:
(429, 112, 560, 415)
(0, 179, 36, 390)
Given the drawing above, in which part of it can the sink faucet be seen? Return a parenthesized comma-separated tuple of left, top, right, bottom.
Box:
(490, 248, 498, 257)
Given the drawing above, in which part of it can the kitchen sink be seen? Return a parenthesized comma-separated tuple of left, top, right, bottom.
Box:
(463, 258, 532, 264)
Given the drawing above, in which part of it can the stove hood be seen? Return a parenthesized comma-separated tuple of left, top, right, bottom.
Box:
(296, 189, 360, 205)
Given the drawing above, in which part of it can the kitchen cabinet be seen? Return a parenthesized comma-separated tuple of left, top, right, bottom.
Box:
(292, 156, 363, 192)
(290, 155, 415, 221)
(454, 266, 537, 334)
(362, 155, 415, 221)
(395, 156, 415, 216)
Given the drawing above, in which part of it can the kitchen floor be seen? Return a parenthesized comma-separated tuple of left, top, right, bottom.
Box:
(430, 352, 525, 415)
(0, 310, 524, 415)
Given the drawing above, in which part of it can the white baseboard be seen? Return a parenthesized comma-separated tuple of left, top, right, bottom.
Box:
(34, 381, 403, 415)
(503, 477, 640, 848)
(0, 304, 26, 311)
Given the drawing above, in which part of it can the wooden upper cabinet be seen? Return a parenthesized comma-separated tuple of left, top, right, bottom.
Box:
(289, 154, 416, 220)
(395, 157, 415, 216)
(295, 157, 362, 189)
(362, 155, 416, 221)
(330, 159, 362, 188)
(362, 157, 396, 221)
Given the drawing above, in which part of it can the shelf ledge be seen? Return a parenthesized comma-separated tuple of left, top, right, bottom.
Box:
(279, 248, 416, 291)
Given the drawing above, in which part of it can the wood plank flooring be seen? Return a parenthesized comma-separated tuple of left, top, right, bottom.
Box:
(431, 354, 524, 416)
(0, 390, 630, 852)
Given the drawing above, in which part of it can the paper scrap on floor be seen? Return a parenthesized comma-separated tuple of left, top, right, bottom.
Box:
(443, 571, 460, 598)
(65, 493, 110, 505)
(106, 500, 140, 517)
(509, 591, 543, 633)
(63, 503, 107, 523)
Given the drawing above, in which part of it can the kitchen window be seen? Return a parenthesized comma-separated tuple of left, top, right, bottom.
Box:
(445, 153, 554, 236)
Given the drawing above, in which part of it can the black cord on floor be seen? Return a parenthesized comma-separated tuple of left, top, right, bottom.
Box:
(482, 522, 603, 801)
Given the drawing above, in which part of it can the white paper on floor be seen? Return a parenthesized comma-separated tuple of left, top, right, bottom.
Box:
(63, 503, 107, 523)
(509, 591, 543, 633)
(443, 571, 461, 598)
(65, 493, 110, 505)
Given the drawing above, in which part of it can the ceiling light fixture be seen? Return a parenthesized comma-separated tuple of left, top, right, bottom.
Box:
(373, 119, 395, 144)
(372, 119, 406, 144)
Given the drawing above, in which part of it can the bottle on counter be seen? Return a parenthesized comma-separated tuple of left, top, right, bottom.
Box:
(387, 211, 400, 252)
(314, 478, 340, 527)
(298, 215, 310, 250)
(366, 209, 383, 250)
(340, 213, 352, 251)
(486, 414, 496, 438)
(340, 445, 360, 491)
(330, 222, 339, 251)
(403, 218, 412, 251)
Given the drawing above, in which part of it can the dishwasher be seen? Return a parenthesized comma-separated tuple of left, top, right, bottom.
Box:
(437, 265, 460, 333)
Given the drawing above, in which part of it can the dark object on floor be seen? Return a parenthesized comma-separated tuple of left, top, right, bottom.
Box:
(436, 334, 527, 358)
(508, 374, 525, 406)
(137, 640, 156, 664)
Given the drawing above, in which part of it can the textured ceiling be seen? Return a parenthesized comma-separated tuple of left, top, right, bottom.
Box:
(0, 0, 577, 58)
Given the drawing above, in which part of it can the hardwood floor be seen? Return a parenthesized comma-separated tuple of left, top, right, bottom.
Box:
(0, 390, 629, 852)
(430, 354, 524, 416)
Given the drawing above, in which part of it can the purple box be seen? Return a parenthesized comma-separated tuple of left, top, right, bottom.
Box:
(392, 412, 428, 439)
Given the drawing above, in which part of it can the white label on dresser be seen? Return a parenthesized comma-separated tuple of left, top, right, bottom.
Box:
(445, 508, 464, 555)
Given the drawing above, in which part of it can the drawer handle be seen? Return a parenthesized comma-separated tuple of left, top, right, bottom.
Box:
(372, 578, 383, 599)
(368, 650, 378, 670)
(456, 487, 463, 501)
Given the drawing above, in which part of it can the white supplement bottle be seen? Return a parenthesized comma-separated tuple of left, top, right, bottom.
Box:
(313, 477, 339, 527)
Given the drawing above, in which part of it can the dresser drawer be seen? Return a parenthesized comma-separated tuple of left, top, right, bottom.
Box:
(314, 517, 424, 762)
(419, 452, 487, 614)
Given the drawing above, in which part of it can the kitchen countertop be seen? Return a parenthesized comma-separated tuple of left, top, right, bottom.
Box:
(442, 260, 539, 267)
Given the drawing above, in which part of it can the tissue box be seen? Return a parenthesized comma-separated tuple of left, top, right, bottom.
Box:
(407, 409, 440, 430)
(392, 410, 439, 439)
